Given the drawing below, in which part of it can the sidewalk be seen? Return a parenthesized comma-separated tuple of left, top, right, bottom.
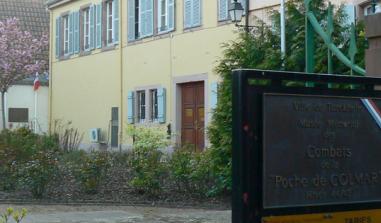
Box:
(0, 204, 231, 223)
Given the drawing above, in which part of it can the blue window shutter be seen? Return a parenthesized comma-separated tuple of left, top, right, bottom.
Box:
(146, 0, 154, 36)
(139, 0, 146, 37)
(127, 91, 135, 124)
(128, 0, 136, 41)
(113, 0, 119, 43)
(68, 13, 74, 55)
(218, 0, 228, 21)
(90, 5, 95, 49)
(74, 11, 80, 53)
(210, 82, 218, 110)
(96, 3, 102, 48)
(55, 17, 61, 58)
(184, 0, 192, 28)
(157, 88, 166, 123)
(192, 0, 201, 27)
(168, 0, 175, 31)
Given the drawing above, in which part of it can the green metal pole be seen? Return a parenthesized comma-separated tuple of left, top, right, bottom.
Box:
(305, 0, 315, 87)
(327, 2, 333, 75)
(306, 12, 366, 75)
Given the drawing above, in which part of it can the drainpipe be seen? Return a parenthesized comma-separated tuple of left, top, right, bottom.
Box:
(119, 0, 124, 152)
(48, 10, 54, 133)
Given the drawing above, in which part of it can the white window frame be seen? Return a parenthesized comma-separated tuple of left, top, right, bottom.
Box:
(150, 89, 158, 122)
(158, 0, 168, 33)
(63, 15, 70, 55)
(137, 90, 146, 123)
(106, 0, 114, 45)
(134, 87, 161, 123)
(83, 8, 91, 51)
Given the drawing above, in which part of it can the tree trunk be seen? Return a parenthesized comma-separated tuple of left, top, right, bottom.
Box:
(1, 91, 5, 130)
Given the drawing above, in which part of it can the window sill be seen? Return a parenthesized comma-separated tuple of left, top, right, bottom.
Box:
(218, 20, 232, 26)
(58, 54, 71, 61)
(101, 44, 116, 52)
(80, 50, 92, 57)
(183, 25, 202, 33)
(127, 30, 175, 46)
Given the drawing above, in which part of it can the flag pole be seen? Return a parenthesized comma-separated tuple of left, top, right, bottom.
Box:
(34, 89, 37, 133)
(33, 72, 39, 133)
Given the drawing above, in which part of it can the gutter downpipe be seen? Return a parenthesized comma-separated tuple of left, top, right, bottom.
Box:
(119, 0, 124, 152)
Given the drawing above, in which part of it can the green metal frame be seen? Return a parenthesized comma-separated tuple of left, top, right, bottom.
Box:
(304, 0, 366, 76)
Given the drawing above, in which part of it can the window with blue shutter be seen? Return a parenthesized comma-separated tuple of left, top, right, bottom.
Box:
(127, 0, 136, 41)
(140, 0, 153, 37)
(127, 91, 135, 124)
(184, 0, 201, 29)
(168, 0, 175, 31)
(90, 5, 95, 49)
(192, 0, 201, 27)
(157, 88, 166, 123)
(96, 3, 102, 48)
(184, 0, 192, 28)
(55, 17, 61, 58)
(74, 11, 80, 53)
(218, 0, 228, 21)
(113, 0, 119, 43)
(68, 12, 74, 55)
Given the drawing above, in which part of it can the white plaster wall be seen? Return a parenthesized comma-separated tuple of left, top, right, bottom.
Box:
(0, 85, 49, 134)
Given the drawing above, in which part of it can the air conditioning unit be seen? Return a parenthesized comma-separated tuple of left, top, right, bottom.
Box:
(90, 128, 101, 143)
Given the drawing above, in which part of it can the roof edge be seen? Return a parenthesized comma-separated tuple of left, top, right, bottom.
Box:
(46, 0, 72, 9)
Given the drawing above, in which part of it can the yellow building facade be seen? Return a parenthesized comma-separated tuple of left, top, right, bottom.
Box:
(47, 0, 361, 149)
(48, 0, 246, 149)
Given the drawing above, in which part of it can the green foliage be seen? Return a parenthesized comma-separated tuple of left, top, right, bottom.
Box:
(18, 150, 59, 198)
(129, 147, 166, 195)
(75, 151, 110, 194)
(0, 128, 59, 192)
(127, 125, 169, 195)
(208, 0, 367, 195)
(0, 208, 27, 223)
(169, 146, 213, 195)
(126, 125, 170, 150)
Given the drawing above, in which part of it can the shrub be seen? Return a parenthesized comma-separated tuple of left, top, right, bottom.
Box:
(169, 146, 214, 195)
(18, 150, 59, 198)
(126, 125, 169, 195)
(76, 151, 110, 194)
(126, 125, 169, 150)
(0, 128, 59, 191)
(51, 120, 83, 152)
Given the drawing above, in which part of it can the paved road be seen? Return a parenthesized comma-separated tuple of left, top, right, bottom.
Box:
(0, 204, 231, 223)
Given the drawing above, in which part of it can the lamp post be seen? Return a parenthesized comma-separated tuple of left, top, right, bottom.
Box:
(229, 0, 255, 32)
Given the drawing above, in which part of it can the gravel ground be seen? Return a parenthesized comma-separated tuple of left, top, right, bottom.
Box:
(0, 204, 231, 223)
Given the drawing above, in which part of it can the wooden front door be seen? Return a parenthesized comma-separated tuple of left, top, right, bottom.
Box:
(181, 82, 205, 151)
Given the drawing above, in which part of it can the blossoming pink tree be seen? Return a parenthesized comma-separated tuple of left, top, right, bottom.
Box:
(0, 18, 48, 129)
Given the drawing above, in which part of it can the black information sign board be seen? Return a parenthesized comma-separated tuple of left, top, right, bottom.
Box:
(232, 70, 381, 223)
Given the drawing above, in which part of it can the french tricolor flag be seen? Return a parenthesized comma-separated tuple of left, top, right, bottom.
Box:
(33, 72, 40, 91)
(361, 99, 381, 129)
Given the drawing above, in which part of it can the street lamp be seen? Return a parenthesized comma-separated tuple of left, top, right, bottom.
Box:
(228, 1, 244, 23)
(229, 0, 256, 31)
